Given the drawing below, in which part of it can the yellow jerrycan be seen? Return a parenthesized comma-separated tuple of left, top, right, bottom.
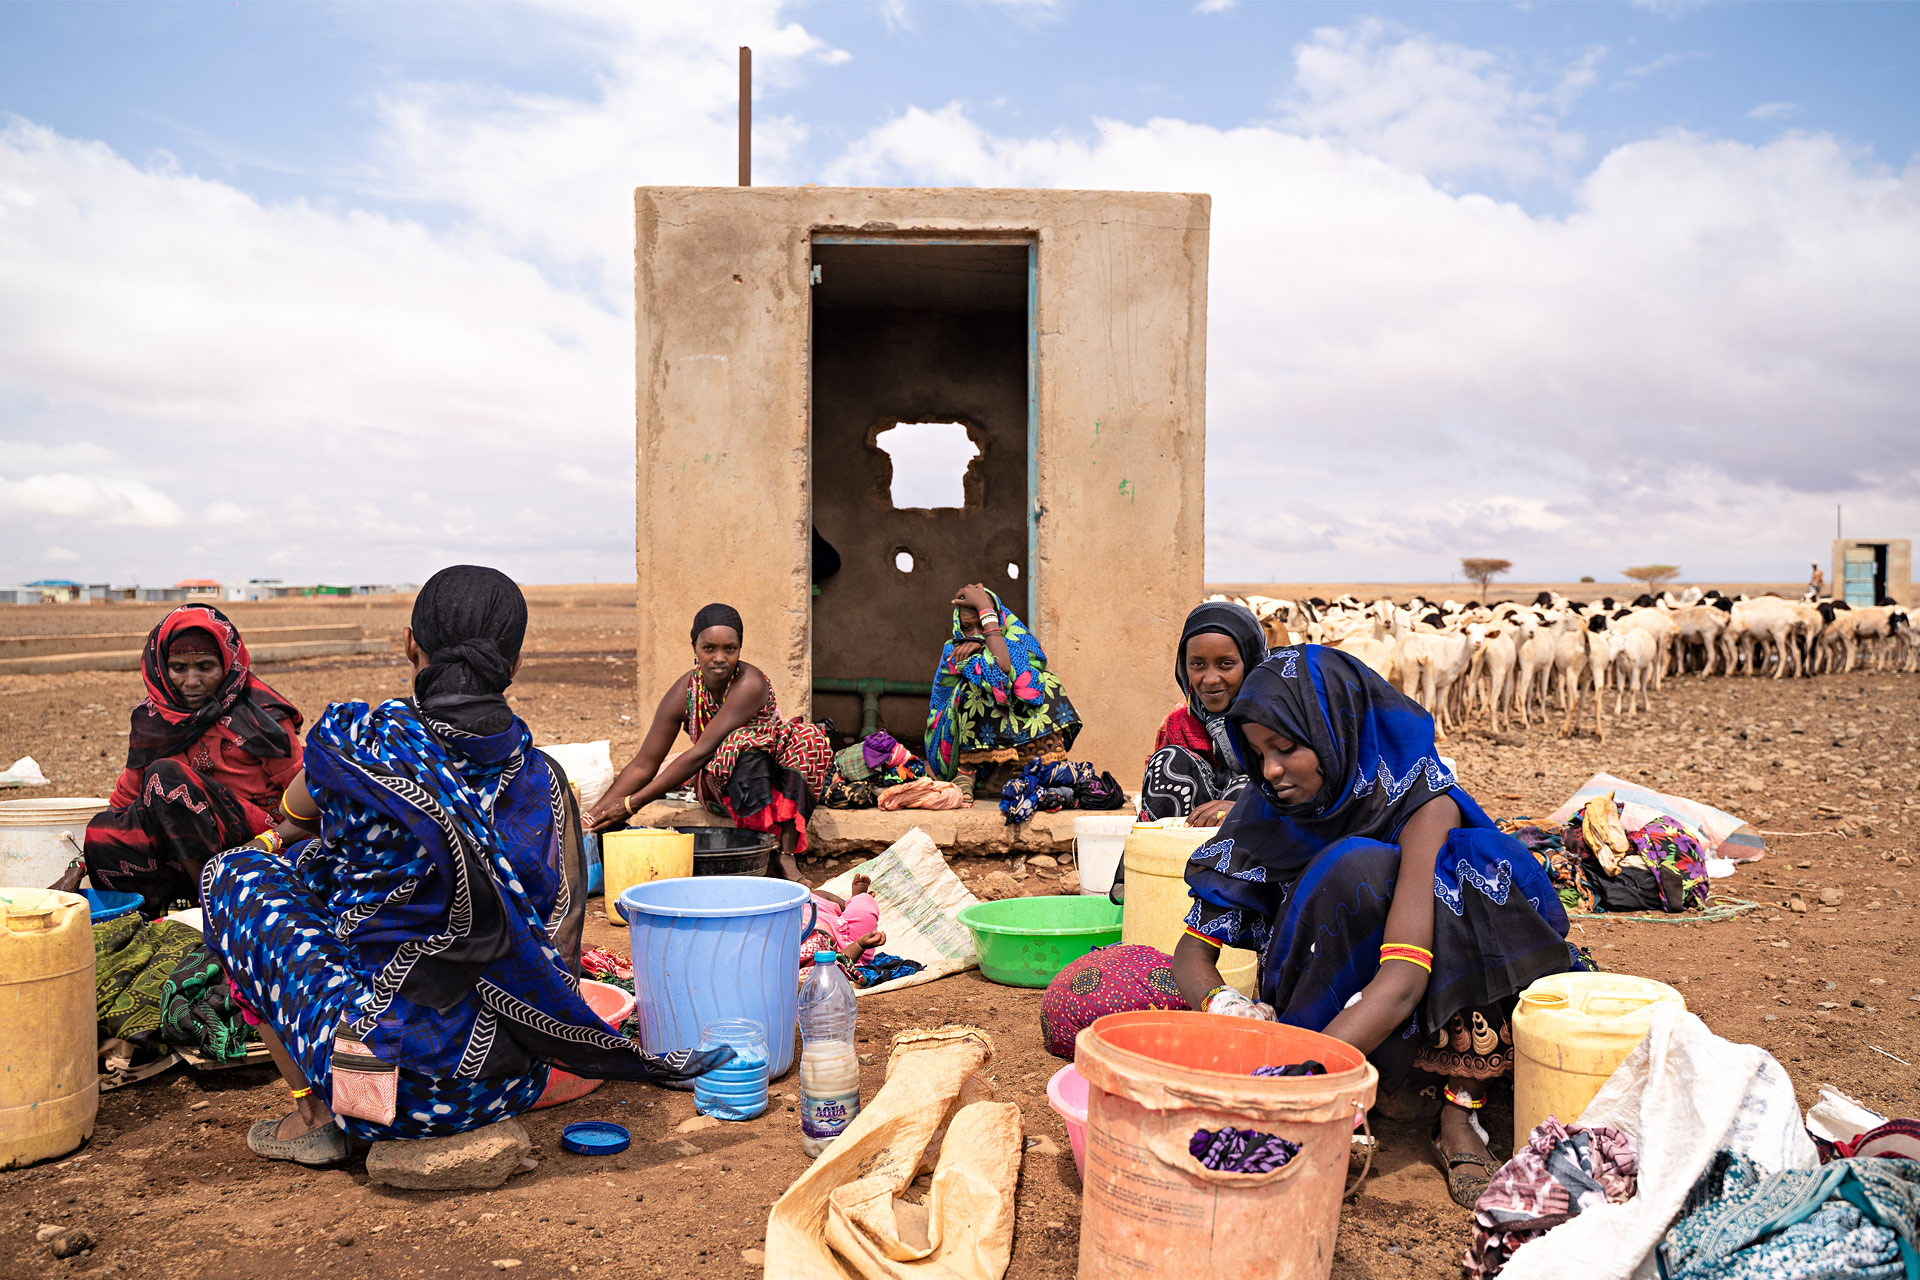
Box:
(600, 828, 695, 924)
(1512, 972, 1686, 1145)
(1115, 820, 1260, 998)
(0, 888, 98, 1168)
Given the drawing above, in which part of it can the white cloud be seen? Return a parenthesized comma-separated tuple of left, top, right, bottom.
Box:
(1194, 0, 1237, 13)
(0, 471, 184, 528)
(1274, 19, 1589, 185)
(1749, 101, 1801, 121)
(42, 545, 77, 564)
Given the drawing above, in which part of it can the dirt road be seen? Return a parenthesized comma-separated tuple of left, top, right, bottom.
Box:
(1, 592, 1914, 1280)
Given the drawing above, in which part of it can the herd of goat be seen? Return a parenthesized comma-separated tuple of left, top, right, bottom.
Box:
(1207, 589, 1917, 742)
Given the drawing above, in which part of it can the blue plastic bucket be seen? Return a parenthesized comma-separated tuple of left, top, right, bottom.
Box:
(619, 877, 815, 1078)
(83, 888, 142, 924)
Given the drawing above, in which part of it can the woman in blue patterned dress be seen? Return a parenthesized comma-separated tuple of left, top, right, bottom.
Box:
(1171, 644, 1582, 1208)
(203, 566, 728, 1166)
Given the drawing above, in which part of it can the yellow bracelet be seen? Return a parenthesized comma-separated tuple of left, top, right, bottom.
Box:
(251, 829, 285, 856)
(1379, 943, 1433, 973)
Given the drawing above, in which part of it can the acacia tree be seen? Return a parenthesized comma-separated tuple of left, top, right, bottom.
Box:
(1623, 564, 1681, 588)
(1460, 557, 1513, 602)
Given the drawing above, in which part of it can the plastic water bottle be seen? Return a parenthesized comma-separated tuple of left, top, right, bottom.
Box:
(694, 1018, 769, 1121)
(797, 951, 861, 1156)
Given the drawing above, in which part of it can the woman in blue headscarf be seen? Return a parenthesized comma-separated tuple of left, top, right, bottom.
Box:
(202, 566, 730, 1168)
(1172, 644, 1582, 1209)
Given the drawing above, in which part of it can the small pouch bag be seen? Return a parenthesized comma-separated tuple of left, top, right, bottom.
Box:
(329, 1026, 398, 1127)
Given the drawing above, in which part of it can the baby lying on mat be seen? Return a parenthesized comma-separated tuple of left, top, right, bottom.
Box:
(802, 874, 923, 988)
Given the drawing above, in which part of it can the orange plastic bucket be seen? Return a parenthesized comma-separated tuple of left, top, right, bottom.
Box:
(1074, 1011, 1377, 1280)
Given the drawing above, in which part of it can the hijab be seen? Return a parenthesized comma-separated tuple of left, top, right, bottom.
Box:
(1212, 644, 1456, 874)
(411, 566, 527, 737)
(127, 605, 300, 770)
(1175, 601, 1268, 762)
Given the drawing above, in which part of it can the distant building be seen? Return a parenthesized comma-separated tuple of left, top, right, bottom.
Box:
(136, 587, 185, 603)
(175, 579, 223, 600)
(22, 580, 113, 603)
(1832, 538, 1914, 607)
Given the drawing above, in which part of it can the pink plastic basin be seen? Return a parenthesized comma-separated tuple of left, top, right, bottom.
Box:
(1046, 1063, 1089, 1179)
(532, 979, 636, 1110)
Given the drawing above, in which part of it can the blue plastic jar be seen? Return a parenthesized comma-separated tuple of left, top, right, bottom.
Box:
(694, 1017, 771, 1121)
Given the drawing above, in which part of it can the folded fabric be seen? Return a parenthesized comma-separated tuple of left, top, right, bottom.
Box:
(821, 774, 879, 809)
(877, 778, 967, 811)
(95, 913, 249, 1061)
(848, 951, 924, 989)
(1001, 758, 1118, 824)
(832, 742, 873, 783)
(1466, 1118, 1639, 1279)
(861, 731, 900, 772)
(581, 946, 633, 981)
(1659, 1152, 1920, 1280)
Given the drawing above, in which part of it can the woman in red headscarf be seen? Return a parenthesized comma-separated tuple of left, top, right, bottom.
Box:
(58, 605, 303, 917)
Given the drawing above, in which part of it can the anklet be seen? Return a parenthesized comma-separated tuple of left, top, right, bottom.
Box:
(289, 1086, 313, 1100)
(1443, 1087, 1484, 1110)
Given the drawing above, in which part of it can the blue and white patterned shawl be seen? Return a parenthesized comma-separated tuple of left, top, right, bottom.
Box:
(301, 699, 726, 1084)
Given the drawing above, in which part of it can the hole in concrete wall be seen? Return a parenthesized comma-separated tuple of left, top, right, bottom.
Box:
(1006, 562, 1021, 581)
(894, 548, 915, 574)
(875, 422, 980, 510)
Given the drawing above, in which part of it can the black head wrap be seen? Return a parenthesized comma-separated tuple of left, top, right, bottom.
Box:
(1175, 602, 1270, 721)
(411, 565, 527, 736)
(691, 603, 744, 646)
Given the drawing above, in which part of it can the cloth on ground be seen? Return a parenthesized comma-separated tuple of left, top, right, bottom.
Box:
(1490, 1007, 1819, 1280)
(813, 828, 983, 998)
(1659, 1152, 1920, 1280)
(1189, 1126, 1301, 1173)
(877, 778, 967, 811)
(93, 912, 250, 1060)
(1040, 944, 1187, 1060)
(998, 759, 1126, 824)
(1464, 1118, 1639, 1280)
(1547, 771, 1766, 862)
(925, 588, 1080, 781)
(1502, 803, 1710, 916)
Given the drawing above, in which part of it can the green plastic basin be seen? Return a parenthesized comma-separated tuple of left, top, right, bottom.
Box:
(957, 895, 1124, 988)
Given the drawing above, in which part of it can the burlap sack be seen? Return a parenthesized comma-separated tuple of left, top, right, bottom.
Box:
(766, 1026, 1022, 1280)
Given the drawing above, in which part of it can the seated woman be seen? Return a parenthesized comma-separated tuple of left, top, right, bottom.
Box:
(57, 605, 302, 917)
(1171, 645, 1582, 1209)
(924, 583, 1080, 799)
(1140, 600, 1267, 826)
(203, 566, 729, 1166)
(584, 604, 830, 882)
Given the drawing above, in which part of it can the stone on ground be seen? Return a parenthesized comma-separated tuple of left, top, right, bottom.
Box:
(365, 1118, 533, 1191)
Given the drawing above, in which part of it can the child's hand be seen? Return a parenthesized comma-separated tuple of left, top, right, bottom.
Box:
(839, 930, 886, 965)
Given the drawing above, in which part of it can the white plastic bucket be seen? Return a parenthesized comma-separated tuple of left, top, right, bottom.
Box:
(1073, 814, 1133, 896)
(0, 798, 109, 890)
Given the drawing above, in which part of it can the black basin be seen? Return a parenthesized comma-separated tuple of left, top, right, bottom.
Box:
(672, 826, 777, 877)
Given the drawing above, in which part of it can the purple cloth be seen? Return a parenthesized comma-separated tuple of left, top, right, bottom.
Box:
(1189, 1127, 1302, 1173)
(1252, 1061, 1326, 1077)
(861, 731, 899, 771)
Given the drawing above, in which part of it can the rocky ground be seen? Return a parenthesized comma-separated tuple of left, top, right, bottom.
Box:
(1, 590, 1915, 1280)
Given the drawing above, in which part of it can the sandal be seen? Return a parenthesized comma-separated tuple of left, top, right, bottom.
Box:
(1429, 1114, 1499, 1209)
(248, 1114, 349, 1166)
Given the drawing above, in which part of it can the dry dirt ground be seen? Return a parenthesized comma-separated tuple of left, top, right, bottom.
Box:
(2, 588, 1916, 1280)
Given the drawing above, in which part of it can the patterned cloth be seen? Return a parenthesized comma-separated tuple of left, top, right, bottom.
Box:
(1503, 810, 1710, 916)
(85, 758, 261, 918)
(1184, 645, 1580, 1092)
(1140, 740, 1251, 823)
(1465, 1119, 1639, 1279)
(998, 759, 1128, 824)
(1040, 944, 1188, 1059)
(1139, 601, 1267, 820)
(686, 672, 831, 852)
(1190, 1126, 1302, 1174)
(93, 912, 249, 1060)
(1419, 1007, 1519, 1081)
(1659, 1152, 1920, 1280)
(123, 603, 301, 778)
(925, 590, 1080, 781)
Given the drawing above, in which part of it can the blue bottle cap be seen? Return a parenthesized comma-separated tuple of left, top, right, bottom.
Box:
(560, 1121, 631, 1156)
(814, 951, 839, 964)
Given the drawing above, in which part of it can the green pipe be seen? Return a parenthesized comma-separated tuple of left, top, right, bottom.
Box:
(812, 677, 934, 738)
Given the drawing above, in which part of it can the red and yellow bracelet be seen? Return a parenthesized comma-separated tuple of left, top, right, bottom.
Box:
(1379, 942, 1433, 973)
(1183, 926, 1223, 949)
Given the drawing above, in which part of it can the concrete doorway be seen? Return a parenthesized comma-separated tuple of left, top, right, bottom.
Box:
(809, 238, 1034, 750)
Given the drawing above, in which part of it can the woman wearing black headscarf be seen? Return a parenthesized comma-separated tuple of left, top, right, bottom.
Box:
(585, 603, 831, 882)
(202, 567, 729, 1168)
(1138, 601, 1268, 825)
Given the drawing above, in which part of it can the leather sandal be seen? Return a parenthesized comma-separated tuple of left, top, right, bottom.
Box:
(1430, 1115, 1499, 1210)
(248, 1114, 349, 1166)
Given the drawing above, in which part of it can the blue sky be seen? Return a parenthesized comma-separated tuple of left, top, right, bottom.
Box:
(1, 1, 1915, 587)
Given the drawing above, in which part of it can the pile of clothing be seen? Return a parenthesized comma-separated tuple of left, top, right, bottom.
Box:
(999, 758, 1127, 824)
(94, 912, 252, 1063)
(1467, 1119, 1641, 1279)
(1659, 1151, 1920, 1280)
(1501, 793, 1710, 915)
(820, 731, 959, 810)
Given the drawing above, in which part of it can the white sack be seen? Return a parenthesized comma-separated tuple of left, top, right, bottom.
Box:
(1497, 1007, 1818, 1280)
(537, 740, 615, 811)
(815, 828, 981, 997)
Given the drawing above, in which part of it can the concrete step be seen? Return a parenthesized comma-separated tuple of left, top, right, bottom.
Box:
(629, 797, 1085, 859)
(0, 638, 392, 676)
(0, 623, 369, 660)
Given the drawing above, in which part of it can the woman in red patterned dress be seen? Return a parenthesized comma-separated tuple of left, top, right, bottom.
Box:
(586, 604, 830, 881)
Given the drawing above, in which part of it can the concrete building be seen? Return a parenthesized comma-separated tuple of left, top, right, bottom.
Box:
(634, 187, 1209, 781)
(1832, 538, 1914, 607)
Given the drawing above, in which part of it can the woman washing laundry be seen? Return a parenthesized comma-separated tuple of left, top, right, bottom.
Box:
(202, 566, 730, 1166)
(54, 605, 302, 918)
(924, 583, 1080, 800)
(584, 604, 831, 882)
(1139, 600, 1267, 825)
(1172, 645, 1584, 1209)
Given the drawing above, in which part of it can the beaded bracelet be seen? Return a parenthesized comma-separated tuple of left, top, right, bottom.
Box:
(251, 829, 285, 856)
(1443, 1086, 1484, 1110)
(289, 1086, 314, 1101)
(1201, 984, 1237, 1012)
(1379, 942, 1434, 973)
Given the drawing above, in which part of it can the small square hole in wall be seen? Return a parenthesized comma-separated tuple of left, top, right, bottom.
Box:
(875, 422, 980, 510)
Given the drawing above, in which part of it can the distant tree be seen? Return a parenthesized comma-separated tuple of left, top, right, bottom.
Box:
(1460, 557, 1512, 602)
(1623, 564, 1681, 588)
(1579, 575, 1596, 583)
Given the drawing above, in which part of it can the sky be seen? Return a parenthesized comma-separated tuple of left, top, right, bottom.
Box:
(1, 0, 1915, 588)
